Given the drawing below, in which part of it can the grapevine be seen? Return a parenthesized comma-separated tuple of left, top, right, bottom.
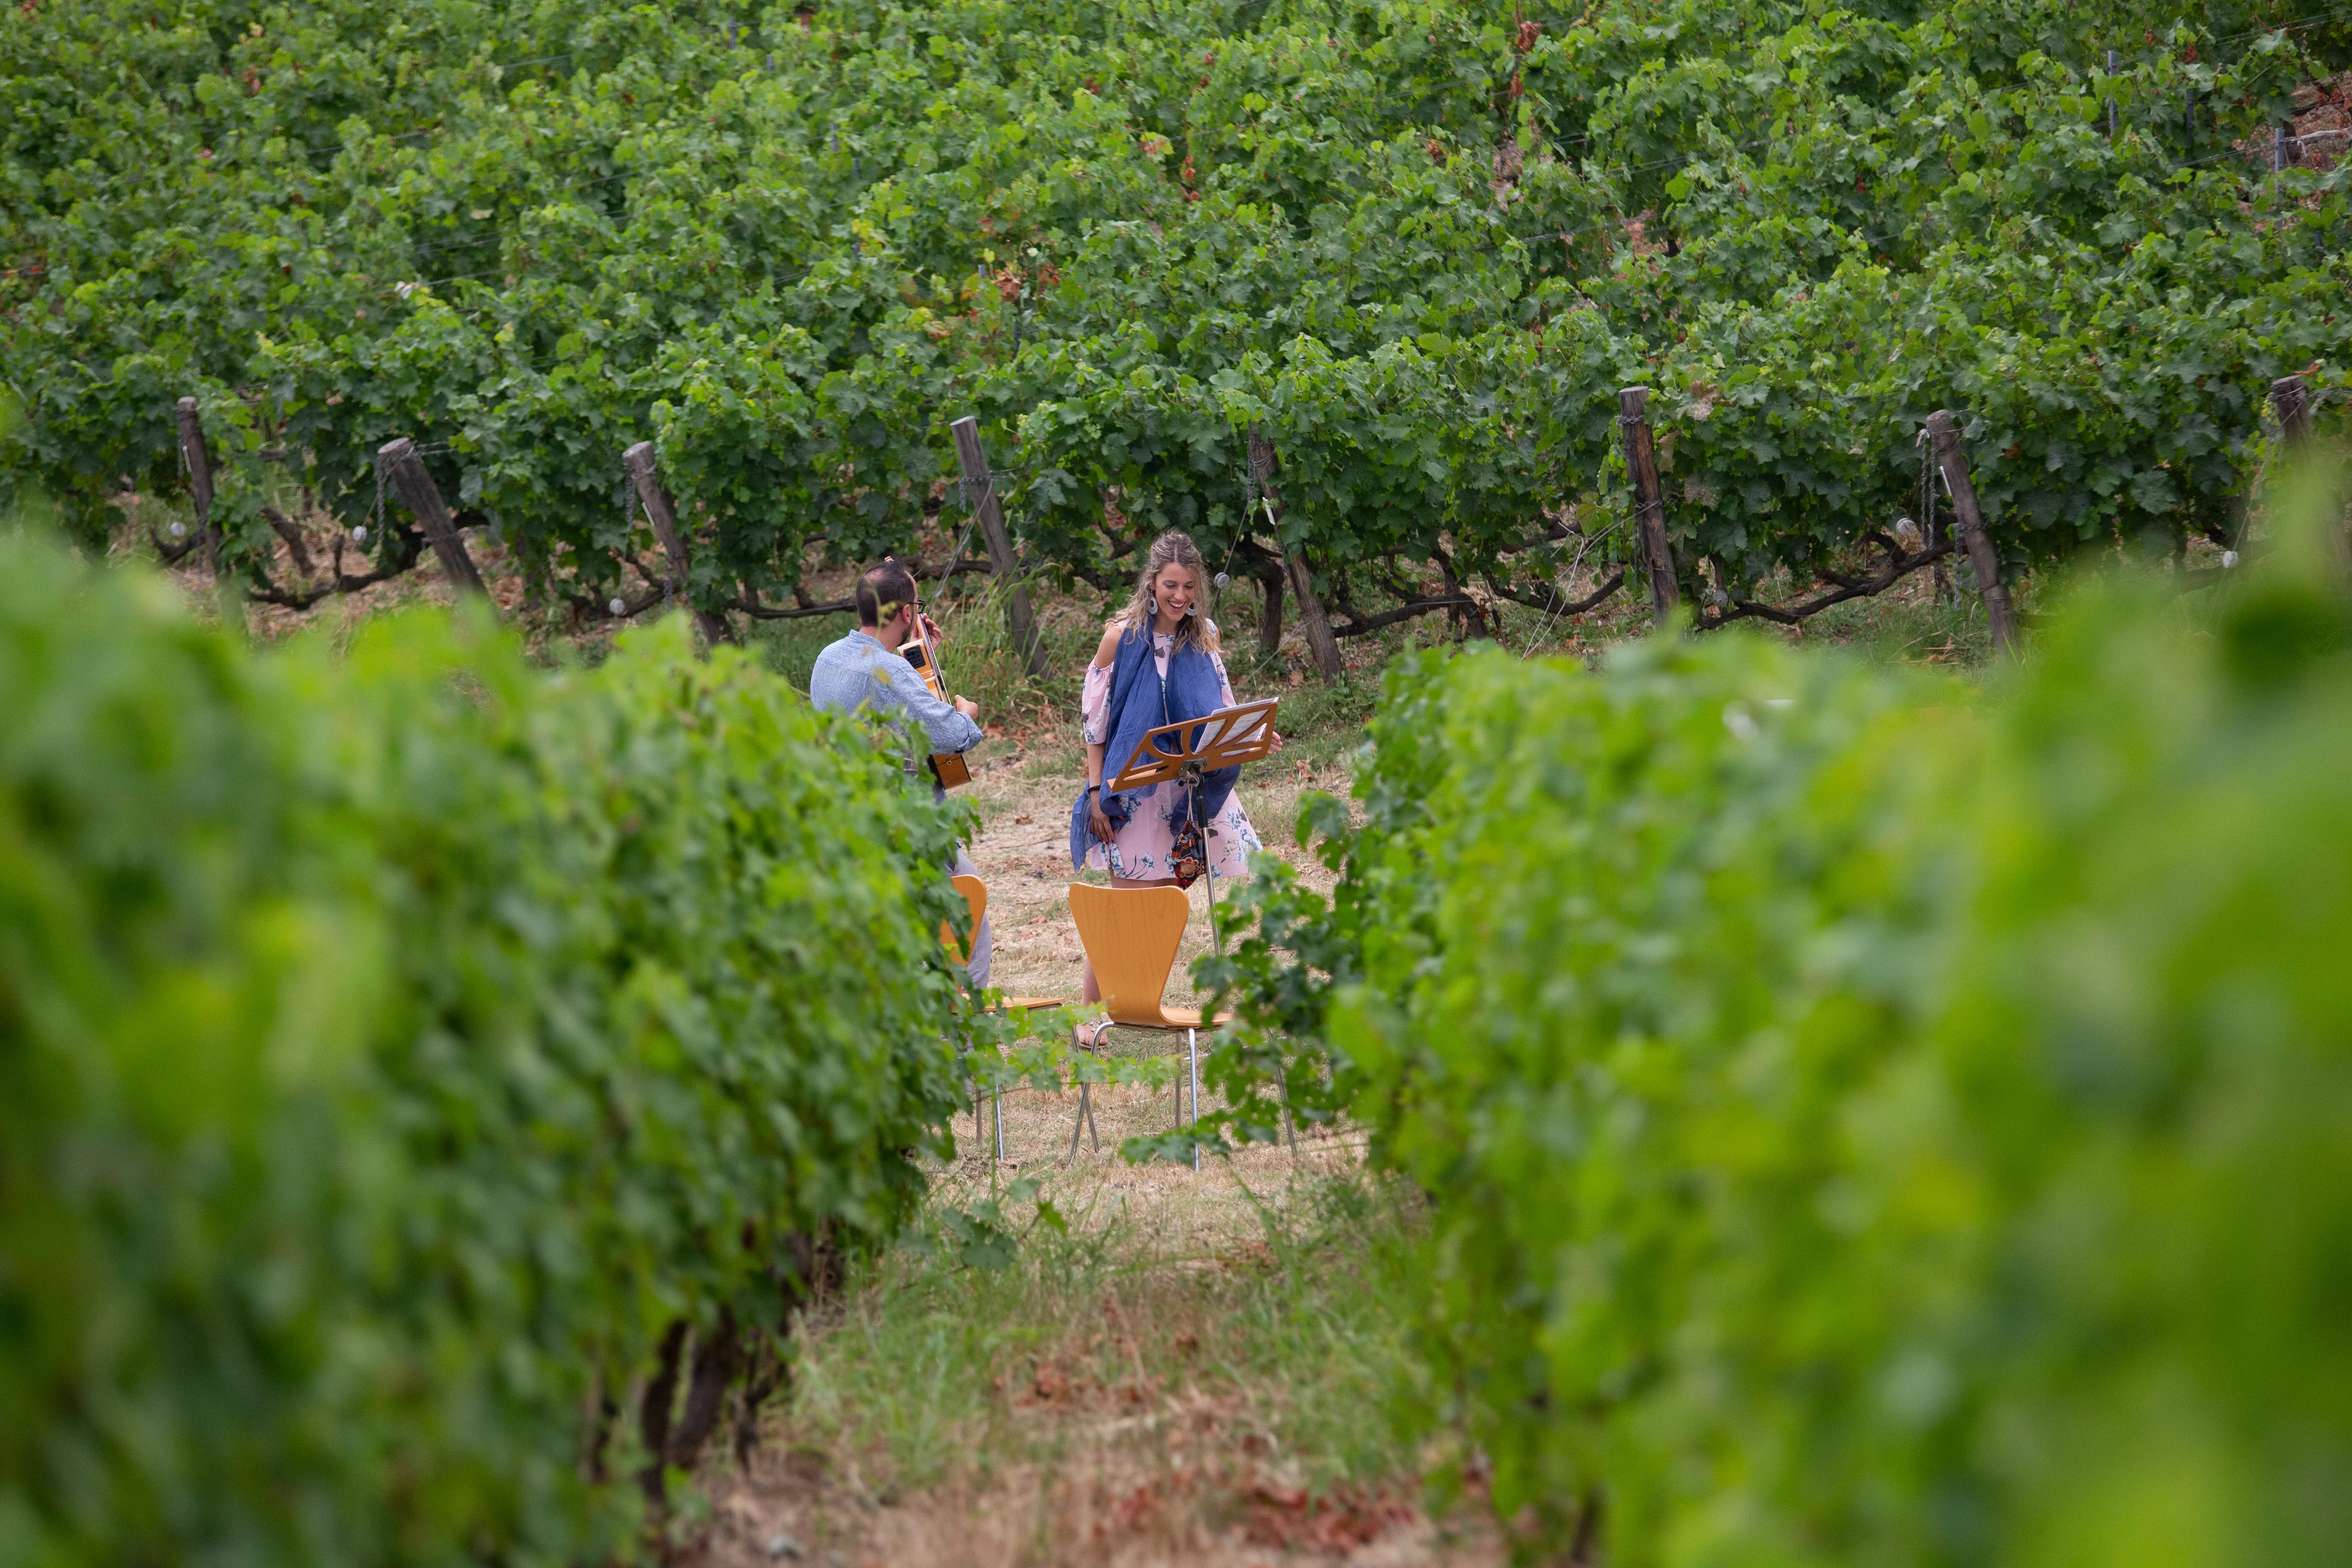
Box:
(1194, 478, 2352, 1561)
(4, 0, 2346, 637)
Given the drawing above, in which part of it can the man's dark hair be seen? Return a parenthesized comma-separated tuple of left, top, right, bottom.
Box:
(855, 560, 918, 628)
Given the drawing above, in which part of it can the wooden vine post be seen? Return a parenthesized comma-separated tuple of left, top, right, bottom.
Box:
(948, 415, 1048, 677)
(1618, 387, 1680, 628)
(1247, 427, 1344, 680)
(174, 396, 220, 579)
(2270, 374, 2313, 448)
(376, 438, 488, 595)
(1924, 410, 2017, 656)
(623, 440, 736, 648)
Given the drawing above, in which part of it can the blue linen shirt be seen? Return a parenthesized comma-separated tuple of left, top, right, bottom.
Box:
(807, 628, 984, 755)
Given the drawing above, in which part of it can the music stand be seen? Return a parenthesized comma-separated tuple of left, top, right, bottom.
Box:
(1103, 697, 1290, 1163)
(1106, 697, 1279, 957)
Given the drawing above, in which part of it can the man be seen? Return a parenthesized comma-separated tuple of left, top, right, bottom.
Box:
(808, 560, 992, 987)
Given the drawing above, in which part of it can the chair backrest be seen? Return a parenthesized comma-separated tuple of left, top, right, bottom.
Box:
(1067, 882, 1188, 1026)
(945, 873, 988, 964)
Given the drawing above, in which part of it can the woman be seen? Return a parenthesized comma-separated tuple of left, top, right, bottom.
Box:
(1069, 530, 1273, 1004)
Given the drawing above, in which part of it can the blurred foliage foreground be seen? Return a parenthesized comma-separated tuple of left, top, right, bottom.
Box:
(1201, 463, 2352, 1567)
(0, 524, 1006, 1564)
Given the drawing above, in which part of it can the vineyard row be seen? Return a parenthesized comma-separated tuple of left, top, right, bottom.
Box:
(9, 0, 2348, 659)
(1196, 469, 2352, 1561)
(152, 368, 2332, 666)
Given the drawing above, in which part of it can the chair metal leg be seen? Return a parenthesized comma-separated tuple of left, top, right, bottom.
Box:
(1187, 1027, 1200, 1172)
(1069, 1020, 1111, 1160)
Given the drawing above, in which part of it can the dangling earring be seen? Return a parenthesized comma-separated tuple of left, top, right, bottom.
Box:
(1147, 593, 1159, 617)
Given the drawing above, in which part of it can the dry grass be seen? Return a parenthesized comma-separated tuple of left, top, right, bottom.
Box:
(670, 1147, 1503, 1568)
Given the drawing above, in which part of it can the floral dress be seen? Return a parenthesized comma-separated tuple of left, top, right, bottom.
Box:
(1080, 626, 1264, 882)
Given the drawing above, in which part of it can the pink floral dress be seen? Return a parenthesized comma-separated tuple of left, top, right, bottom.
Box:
(1081, 626, 1263, 882)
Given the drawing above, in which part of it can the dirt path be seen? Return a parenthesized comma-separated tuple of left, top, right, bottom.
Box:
(673, 731, 1506, 1568)
(692, 1455, 1498, 1568)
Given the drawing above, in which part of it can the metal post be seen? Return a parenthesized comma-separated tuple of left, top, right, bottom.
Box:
(962, 1017, 984, 1163)
(1192, 769, 1224, 958)
(1189, 780, 1219, 1174)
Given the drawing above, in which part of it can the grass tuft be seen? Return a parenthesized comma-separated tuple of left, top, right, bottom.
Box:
(778, 1171, 1434, 1503)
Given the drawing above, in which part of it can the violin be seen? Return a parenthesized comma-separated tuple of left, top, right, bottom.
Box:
(897, 577, 972, 790)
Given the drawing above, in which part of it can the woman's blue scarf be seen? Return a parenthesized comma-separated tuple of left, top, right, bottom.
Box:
(1069, 625, 1238, 870)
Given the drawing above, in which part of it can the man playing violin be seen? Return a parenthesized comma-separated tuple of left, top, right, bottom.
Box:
(809, 559, 992, 984)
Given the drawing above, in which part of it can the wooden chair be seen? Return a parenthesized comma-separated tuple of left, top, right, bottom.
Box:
(1066, 882, 1220, 1164)
(944, 873, 987, 964)
(944, 873, 1062, 1163)
(945, 873, 1061, 1010)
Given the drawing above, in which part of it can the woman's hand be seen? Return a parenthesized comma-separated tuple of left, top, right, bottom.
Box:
(1086, 788, 1115, 842)
(1269, 729, 1285, 753)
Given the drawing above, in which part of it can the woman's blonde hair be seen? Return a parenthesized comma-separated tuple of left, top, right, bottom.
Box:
(1112, 530, 1219, 651)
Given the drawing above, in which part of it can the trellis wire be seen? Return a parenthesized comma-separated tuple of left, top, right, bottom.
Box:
(362, 449, 386, 547)
(1519, 512, 1627, 659)
(615, 472, 650, 617)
